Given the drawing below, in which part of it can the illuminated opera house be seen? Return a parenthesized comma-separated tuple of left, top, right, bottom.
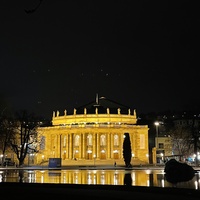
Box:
(37, 96, 149, 166)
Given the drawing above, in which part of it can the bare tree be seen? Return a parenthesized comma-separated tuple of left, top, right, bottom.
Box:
(0, 118, 15, 165)
(169, 126, 193, 159)
(10, 110, 40, 167)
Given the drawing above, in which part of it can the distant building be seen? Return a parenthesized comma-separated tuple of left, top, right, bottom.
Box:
(152, 112, 200, 164)
(152, 136, 173, 164)
(36, 96, 149, 166)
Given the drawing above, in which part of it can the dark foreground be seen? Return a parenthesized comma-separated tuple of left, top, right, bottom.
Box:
(1, 182, 200, 199)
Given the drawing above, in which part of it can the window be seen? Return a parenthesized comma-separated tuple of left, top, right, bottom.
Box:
(87, 134, 92, 146)
(158, 143, 164, 149)
(100, 135, 106, 146)
(75, 135, 80, 146)
(63, 135, 67, 147)
(114, 134, 119, 146)
(40, 136, 45, 150)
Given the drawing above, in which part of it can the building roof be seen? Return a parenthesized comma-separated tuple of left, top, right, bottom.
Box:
(75, 96, 132, 115)
(51, 95, 137, 125)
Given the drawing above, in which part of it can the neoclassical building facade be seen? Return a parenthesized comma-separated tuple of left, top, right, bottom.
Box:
(36, 96, 149, 166)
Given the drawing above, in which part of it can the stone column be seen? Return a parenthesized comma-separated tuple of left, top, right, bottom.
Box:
(66, 134, 69, 159)
(82, 133, 86, 159)
(110, 132, 113, 159)
(69, 134, 73, 159)
(107, 133, 111, 158)
(96, 133, 100, 159)
(78, 134, 81, 159)
(93, 133, 96, 158)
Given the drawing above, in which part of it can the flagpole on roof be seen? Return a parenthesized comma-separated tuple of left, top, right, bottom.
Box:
(96, 93, 99, 105)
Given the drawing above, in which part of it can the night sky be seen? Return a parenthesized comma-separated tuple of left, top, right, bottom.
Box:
(0, 0, 199, 119)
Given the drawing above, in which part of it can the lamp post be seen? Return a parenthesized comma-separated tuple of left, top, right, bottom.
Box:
(60, 134, 62, 159)
(154, 121, 159, 164)
(154, 121, 159, 147)
(93, 155, 96, 167)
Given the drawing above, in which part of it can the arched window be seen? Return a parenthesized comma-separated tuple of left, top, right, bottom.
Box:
(75, 135, 80, 146)
(63, 135, 67, 147)
(114, 134, 119, 146)
(87, 134, 92, 146)
(100, 135, 106, 146)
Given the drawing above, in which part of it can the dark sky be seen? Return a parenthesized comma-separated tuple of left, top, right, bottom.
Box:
(0, 0, 199, 119)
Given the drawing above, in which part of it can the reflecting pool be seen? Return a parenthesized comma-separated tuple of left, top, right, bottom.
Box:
(0, 169, 200, 190)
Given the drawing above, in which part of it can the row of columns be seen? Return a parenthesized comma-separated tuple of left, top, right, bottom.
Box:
(53, 132, 122, 160)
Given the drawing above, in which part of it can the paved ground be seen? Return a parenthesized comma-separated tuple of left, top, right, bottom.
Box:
(0, 182, 200, 199)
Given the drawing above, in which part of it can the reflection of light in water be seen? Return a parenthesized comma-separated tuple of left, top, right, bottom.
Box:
(87, 172, 92, 184)
(74, 172, 78, 184)
(27, 171, 35, 183)
(101, 171, 105, 184)
(194, 180, 198, 189)
(131, 172, 135, 185)
(194, 172, 200, 190)
(40, 171, 45, 183)
(114, 171, 118, 185)
(145, 170, 151, 186)
(0, 172, 3, 182)
(94, 174, 96, 184)
(2, 169, 199, 190)
(93, 170, 97, 184)
(63, 172, 66, 183)
(156, 173, 165, 188)
(161, 179, 165, 187)
(199, 175, 200, 189)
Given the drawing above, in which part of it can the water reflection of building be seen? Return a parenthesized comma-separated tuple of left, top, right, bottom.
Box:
(1, 169, 199, 189)
(37, 96, 149, 166)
